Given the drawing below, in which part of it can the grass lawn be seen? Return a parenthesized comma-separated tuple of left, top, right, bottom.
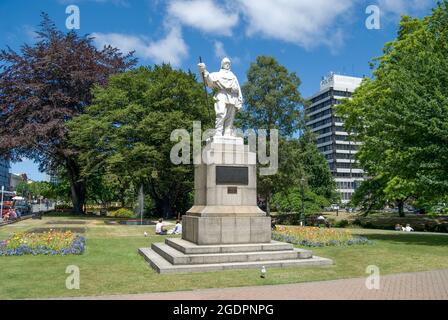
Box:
(0, 216, 447, 299)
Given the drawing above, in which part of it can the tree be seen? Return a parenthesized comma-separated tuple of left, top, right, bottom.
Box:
(298, 130, 337, 201)
(68, 65, 210, 218)
(15, 181, 31, 198)
(238, 56, 306, 214)
(17, 181, 56, 200)
(237, 56, 336, 214)
(0, 13, 136, 214)
(349, 174, 387, 213)
(271, 131, 337, 218)
(272, 187, 331, 216)
(239, 56, 305, 137)
(338, 2, 448, 215)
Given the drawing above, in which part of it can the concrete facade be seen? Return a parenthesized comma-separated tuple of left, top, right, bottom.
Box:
(182, 138, 269, 245)
(182, 215, 271, 245)
(0, 158, 9, 190)
(306, 73, 365, 204)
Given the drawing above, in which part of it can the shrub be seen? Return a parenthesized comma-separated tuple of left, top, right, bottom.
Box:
(109, 208, 135, 218)
(55, 204, 74, 210)
(335, 219, 349, 228)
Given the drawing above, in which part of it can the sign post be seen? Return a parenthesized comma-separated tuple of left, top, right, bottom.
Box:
(0, 185, 4, 222)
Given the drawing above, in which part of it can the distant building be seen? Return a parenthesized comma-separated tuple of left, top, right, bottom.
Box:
(306, 73, 365, 204)
(48, 170, 59, 184)
(9, 173, 28, 191)
(9, 173, 23, 191)
(0, 158, 10, 190)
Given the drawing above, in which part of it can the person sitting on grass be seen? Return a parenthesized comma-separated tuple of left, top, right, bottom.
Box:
(271, 217, 277, 230)
(395, 224, 402, 231)
(168, 220, 182, 235)
(155, 218, 167, 235)
(403, 224, 414, 232)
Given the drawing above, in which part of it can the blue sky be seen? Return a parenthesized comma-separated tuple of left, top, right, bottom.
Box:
(0, 0, 437, 181)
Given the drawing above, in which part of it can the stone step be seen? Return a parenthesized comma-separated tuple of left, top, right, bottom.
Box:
(138, 247, 333, 274)
(165, 238, 294, 254)
(151, 242, 312, 265)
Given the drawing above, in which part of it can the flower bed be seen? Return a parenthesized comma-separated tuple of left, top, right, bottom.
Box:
(272, 226, 372, 247)
(0, 230, 85, 256)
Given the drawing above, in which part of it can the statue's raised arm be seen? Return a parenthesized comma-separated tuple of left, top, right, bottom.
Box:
(198, 57, 242, 137)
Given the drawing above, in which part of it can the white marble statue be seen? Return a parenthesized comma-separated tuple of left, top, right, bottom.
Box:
(198, 57, 243, 137)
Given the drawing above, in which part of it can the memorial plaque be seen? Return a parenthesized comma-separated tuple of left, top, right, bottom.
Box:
(216, 166, 248, 185)
(227, 187, 238, 194)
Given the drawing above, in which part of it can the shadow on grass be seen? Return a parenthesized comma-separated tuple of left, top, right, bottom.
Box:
(42, 212, 112, 219)
(361, 232, 448, 247)
(28, 227, 86, 234)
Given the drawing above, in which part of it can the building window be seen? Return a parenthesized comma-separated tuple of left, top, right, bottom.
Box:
(309, 117, 333, 129)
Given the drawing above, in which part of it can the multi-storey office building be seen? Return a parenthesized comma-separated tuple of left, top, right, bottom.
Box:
(306, 74, 365, 204)
(0, 158, 10, 189)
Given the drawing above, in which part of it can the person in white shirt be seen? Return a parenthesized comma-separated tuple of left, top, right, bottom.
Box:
(155, 218, 167, 235)
(173, 220, 182, 234)
(168, 220, 183, 235)
(404, 224, 414, 232)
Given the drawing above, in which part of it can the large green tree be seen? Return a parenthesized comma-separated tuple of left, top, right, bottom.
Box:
(68, 65, 209, 218)
(16, 181, 55, 200)
(338, 2, 448, 216)
(0, 14, 135, 214)
(238, 56, 335, 214)
(239, 56, 305, 137)
(271, 130, 337, 216)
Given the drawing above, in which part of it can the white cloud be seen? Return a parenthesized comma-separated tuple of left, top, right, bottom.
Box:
(22, 25, 38, 40)
(213, 40, 227, 59)
(145, 26, 188, 66)
(213, 40, 240, 65)
(167, 0, 239, 36)
(235, 0, 354, 49)
(58, 0, 130, 6)
(91, 25, 188, 67)
(92, 33, 146, 55)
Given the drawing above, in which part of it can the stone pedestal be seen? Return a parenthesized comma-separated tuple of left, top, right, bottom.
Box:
(140, 136, 333, 273)
(182, 136, 271, 245)
(182, 216, 271, 245)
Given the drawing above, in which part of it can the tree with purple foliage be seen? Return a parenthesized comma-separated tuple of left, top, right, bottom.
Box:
(0, 13, 136, 214)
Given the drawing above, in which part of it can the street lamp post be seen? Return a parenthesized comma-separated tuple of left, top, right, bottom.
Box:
(0, 185, 4, 222)
(300, 178, 305, 226)
(139, 184, 144, 225)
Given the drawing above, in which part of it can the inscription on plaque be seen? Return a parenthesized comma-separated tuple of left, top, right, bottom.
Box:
(227, 187, 237, 194)
(216, 166, 248, 185)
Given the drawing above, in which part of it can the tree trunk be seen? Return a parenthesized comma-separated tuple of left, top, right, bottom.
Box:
(66, 158, 86, 214)
(120, 196, 125, 208)
(266, 192, 271, 216)
(398, 200, 405, 217)
(162, 200, 174, 219)
(154, 196, 174, 219)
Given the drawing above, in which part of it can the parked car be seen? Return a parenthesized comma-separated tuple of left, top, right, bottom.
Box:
(12, 197, 31, 217)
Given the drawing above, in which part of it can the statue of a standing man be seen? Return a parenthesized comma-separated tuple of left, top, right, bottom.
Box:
(198, 57, 243, 137)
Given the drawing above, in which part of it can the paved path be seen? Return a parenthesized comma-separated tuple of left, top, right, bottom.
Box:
(75, 269, 448, 300)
